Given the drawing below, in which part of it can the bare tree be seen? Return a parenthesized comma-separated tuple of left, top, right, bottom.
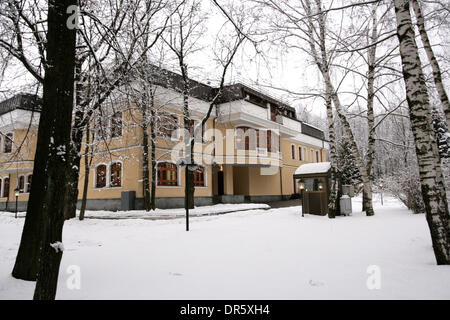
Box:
(411, 0, 450, 129)
(394, 0, 449, 264)
(31, 0, 77, 299)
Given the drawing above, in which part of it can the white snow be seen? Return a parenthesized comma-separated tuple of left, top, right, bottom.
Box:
(295, 161, 330, 175)
(50, 242, 64, 253)
(0, 195, 449, 299)
(3, 203, 270, 220)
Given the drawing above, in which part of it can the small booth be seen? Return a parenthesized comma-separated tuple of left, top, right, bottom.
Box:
(294, 162, 331, 216)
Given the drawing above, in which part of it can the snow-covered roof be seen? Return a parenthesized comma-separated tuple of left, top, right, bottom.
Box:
(294, 162, 331, 175)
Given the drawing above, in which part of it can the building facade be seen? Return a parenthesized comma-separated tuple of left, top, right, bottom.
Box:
(0, 70, 328, 211)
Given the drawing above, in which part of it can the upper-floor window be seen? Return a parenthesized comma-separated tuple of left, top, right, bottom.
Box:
(266, 130, 280, 153)
(187, 119, 205, 143)
(157, 162, 178, 186)
(235, 126, 258, 151)
(3, 133, 13, 153)
(193, 166, 205, 187)
(270, 105, 279, 122)
(95, 112, 123, 140)
(299, 147, 303, 161)
(95, 118, 108, 141)
(157, 113, 179, 138)
(110, 112, 123, 138)
(291, 145, 296, 160)
(316, 151, 320, 162)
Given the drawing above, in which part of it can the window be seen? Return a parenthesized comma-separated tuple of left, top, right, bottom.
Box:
(110, 112, 122, 138)
(18, 175, 25, 193)
(95, 164, 107, 188)
(157, 113, 178, 138)
(235, 127, 257, 151)
(157, 162, 178, 186)
(187, 119, 205, 143)
(25, 174, 32, 193)
(316, 151, 320, 163)
(110, 162, 122, 187)
(266, 130, 280, 153)
(0, 178, 2, 198)
(3, 133, 13, 153)
(299, 147, 303, 161)
(270, 105, 279, 122)
(95, 118, 108, 141)
(3, 177, 9, 198)
(193, 166, 205, 187)
(291, 145, 296, 160)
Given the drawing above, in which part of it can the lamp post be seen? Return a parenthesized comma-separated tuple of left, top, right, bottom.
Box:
(14, 187, 19, 219)
(379, 183, 383, 206)
(298, 181, 305, 217)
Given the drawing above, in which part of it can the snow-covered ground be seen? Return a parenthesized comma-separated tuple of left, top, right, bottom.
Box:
(3, 203, 270, 220)
(0, 195, 449, 299)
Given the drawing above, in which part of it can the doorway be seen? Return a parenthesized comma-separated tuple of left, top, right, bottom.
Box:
(218, 171, 224, 196)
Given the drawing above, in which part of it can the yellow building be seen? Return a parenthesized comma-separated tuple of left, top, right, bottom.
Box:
(0, 71, 328, 211)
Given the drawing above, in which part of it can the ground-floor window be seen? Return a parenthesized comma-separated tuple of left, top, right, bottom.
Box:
(157, 162, 178, 186)
(110, 162, 122, 187)
(95, 164, 107, 188)
(18, 175, 25, 193)
(193, 166, 205, 187)
(95, 162, 122, 188)
(2, 177, 9, 198)
(25, 174, 32, 193)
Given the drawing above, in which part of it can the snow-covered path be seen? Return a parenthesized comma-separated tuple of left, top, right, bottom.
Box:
(0, 196, 449, 299)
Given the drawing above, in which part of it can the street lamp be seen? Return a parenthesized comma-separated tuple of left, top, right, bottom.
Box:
(298, 181, 305, 217)
(14, 187, 20, 219)
(379, 183, 383, 206)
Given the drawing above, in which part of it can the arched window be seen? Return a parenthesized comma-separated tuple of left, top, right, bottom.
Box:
(110, 162, 122, 187)
(157, 162, 178, 186)
(3, 177, 9, 198)
(299, 147, 303, 161)
(25, 174, 32, 193)
(193, 166, 205, 187)
(18, 175, 25, 193)
(291, 145, 296, 160)
(96, 164, 107, 188)
(4, 133, 13, 153)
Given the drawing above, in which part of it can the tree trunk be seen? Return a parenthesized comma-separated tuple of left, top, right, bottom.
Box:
(394, 0, 449, 264)
(142, 103, 151, 212)
(32, 0, 77, 299)
(304, 0, 374, 216)
(324, 72, 375, 216)
(364, 3, 377, 212)
(411, 0, 450, 129)
(150, 108, 156, 211)
(181, 63, 195, 211)
(79, 123, 91, 221)
(325, 87, 339, 218)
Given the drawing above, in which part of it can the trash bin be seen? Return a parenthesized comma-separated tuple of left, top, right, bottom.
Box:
(339, 195, 352, 215)
(121, 191, 136, 211)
